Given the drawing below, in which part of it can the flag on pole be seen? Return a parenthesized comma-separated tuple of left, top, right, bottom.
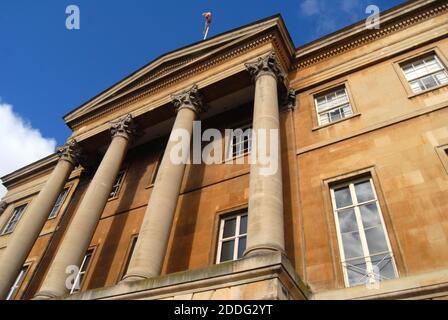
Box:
(202, 12, 212, 40)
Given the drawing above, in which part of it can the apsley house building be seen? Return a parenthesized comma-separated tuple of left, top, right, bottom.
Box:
(0, 0, 448, 300)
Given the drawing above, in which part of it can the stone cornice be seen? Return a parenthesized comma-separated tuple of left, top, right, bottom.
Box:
(64, 16, 294, 130)
(294, 0, 448, 70)
(1, 153, 59, 189)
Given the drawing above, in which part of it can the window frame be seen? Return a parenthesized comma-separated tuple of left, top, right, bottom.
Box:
(69, 248, 95, 294)
(216, 212, 248, 264)
(400, 54, 448, 94)
(309, 80, 360, 130)
(108, 169, 127, 201)
(393, 47, 448, 98)
(48, 187, 70, 220)
(436, 144, 448, 175)
(118, 234, 138, 281)
(1, 204, 27, 235)
(314, 86, 354, 126)
(330, 176, 398, 288)
(6, 264, 30, 300)
(225, 124, 253, 161)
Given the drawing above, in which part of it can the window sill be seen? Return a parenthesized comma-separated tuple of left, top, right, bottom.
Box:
(0, 231, 13, 237)
(107, 195, 120, 202)
(145, 183, 155, 190)
(225, 151, 251, 163)
(312, 113, 361, 131)
(407, 83, 448, 99)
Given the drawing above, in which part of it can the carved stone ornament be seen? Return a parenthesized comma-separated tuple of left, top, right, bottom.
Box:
(57, 138, 82, 166)
(0, 201, 8, 215)
(245, 50, 286, 83)
(110, 114, 137, 140)
(171, 84, 206, 115)
(280, 88, 297, 112)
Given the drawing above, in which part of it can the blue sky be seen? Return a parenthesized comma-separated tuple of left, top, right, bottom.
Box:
(0, 0, 405, 195)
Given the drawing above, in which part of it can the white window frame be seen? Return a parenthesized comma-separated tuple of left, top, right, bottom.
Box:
(400, 54, 448, 94)
(216, 212, 248, 264)
(226, 125, 252, 160)
(330, 177, 398, 287)
(48, 188, 69, 219)
(314, 86, 353, 126)
(120, 236, 138, 280)
(6, 265, 29, 300)
(109, 170, 126, 199)
(1, 204, 27, 235)
(70, 249, 94, 294)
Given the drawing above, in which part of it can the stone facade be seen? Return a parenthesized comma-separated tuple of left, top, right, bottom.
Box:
(0, 0, 448, 300)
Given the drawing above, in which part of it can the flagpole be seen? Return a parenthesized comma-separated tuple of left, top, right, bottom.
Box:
(202, 12, 212, 41)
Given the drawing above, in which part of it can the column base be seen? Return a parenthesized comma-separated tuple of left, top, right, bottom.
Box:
(243, 244, 286, 257)
(120, 269, 155, 283)
(32, 290, 60, 300)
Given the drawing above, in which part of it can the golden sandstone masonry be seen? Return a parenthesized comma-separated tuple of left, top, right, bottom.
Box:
(0, 0, 448, 300)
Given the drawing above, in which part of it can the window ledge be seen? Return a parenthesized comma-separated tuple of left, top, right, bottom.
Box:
(312, 113, 361, 131)
(225, 151, 251, 163)
(407, 83, 448, 99)
(145, 183, 155, 190)
(107, 195, 120, 202)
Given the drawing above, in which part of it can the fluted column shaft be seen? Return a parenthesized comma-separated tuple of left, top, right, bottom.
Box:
(34, 115, 135, 299)
(244, 51, 285, 256)
(123, 85, 204, 281)
(0, 140, 81, 300)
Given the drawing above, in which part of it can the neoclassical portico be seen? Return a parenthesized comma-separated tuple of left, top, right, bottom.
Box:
(31, 52, 287, 297)
(0, 139, 81, 300)
(34, 115, 136, 299)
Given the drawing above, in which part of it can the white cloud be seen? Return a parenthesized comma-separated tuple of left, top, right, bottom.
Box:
(0, 101, 57, 199)
(299, 0, 367, 34)
(300, 0, 320, 16)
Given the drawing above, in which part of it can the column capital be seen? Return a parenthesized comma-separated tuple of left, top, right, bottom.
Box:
(280, 88, 297, 112)
(245, 51, 286, 83)
(171, 84, 206, 115)
(57, 139, 82, 166)
(110, 114, 137, 140)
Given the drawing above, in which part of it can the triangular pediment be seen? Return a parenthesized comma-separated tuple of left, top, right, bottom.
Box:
(63, 14, 294, 128)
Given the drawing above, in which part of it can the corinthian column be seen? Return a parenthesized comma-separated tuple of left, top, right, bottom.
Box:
(34, 115, 135, 299)
(0, 139, 81, 300)
(244, 51, 286, 256)
(123, 85, 204, 281)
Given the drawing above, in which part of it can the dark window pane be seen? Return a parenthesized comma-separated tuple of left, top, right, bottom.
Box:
(364, 227, 389, 254)
(334, 187, 352, 208)
(359, 203, 382, 228)
(239, 215, 247, 234)
(354, 181, 375, 203)
(223, 218, 236, 238)
(237, 236, 246, 259)
(220, 240, 235, 262)
(337, 209, 357, 233)
(422, 75, 437, 89)
(341, 232, 364, 259)
(329, 108, 342, 122)
(345, 259, 368, 286)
